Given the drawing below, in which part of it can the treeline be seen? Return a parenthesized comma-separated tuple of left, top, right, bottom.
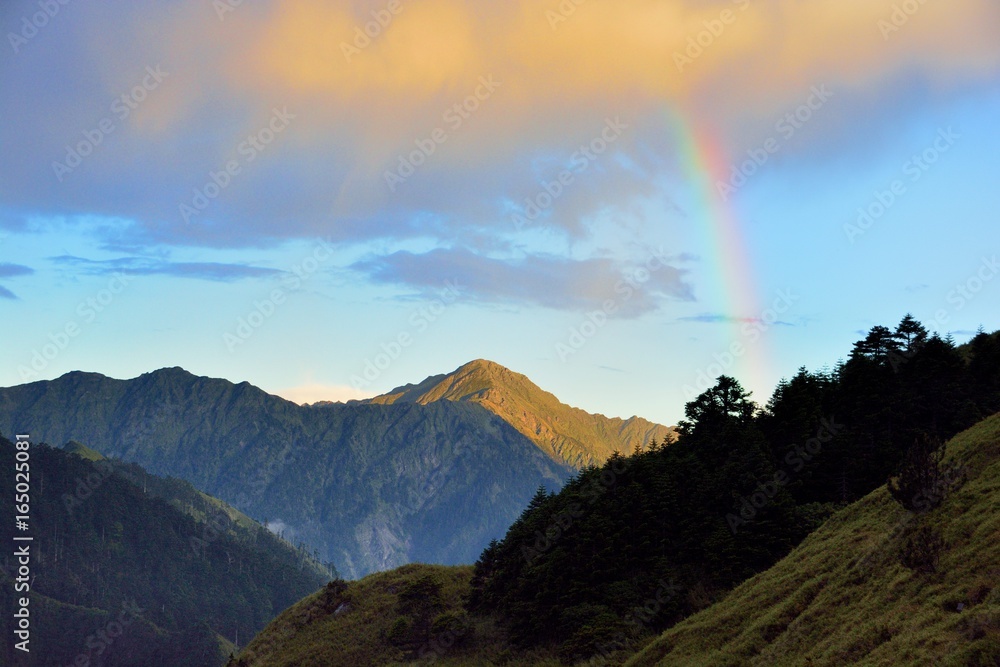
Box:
(468, 318, 1000, 662)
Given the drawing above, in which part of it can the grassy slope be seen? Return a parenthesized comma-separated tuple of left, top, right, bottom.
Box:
(626, 413, 1000, 667)
(368, 359, 675, 468)
(234, 564, 564, 667)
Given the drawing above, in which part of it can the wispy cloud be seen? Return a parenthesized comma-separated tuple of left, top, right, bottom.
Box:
(0, 263, 34, 300)
(0, 263, 34, 278)
(677, 313, 794, 326)
(50, 255, 282, 281)
(353, 247, 692, 315)
(271, 383, 375, 405)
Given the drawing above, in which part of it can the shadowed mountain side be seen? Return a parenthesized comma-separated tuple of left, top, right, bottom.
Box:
(0, 435, 329, 667)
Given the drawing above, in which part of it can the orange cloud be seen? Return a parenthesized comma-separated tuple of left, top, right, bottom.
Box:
(223, 0, 1000, 106)
(96, 0, 1000, 220)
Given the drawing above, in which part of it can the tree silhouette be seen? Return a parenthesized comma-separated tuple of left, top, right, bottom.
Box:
(887, 432, 947, 513)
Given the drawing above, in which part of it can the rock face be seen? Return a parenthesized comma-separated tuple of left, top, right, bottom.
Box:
(366, 359, 676, 468)
(0, 367, 572, 578)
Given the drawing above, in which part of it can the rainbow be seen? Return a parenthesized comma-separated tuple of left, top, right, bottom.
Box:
(665, 107, 773, 396)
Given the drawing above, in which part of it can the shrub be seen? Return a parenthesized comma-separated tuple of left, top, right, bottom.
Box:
(897, 524, 945, 573)
(888, 432, 947, 512)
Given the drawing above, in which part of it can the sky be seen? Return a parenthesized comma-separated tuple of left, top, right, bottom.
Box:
(1, 0, 998, 426)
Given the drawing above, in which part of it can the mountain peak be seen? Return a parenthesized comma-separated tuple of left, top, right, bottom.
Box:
(459, 358, 509, 373)
(367, 360, 674, 468)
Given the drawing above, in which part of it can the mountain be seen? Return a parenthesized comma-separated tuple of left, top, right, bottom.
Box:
(626, 412, 1000, 666)
(0, 367, 572, 578)
(365, 359, 675, 468)
(0, 434, 330, 667)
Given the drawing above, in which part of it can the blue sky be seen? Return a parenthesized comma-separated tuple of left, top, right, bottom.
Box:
(2, 0, 998, 425)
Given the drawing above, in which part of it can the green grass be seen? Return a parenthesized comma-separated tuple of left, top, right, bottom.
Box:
(625, 413, 1000, 667)
(63, 439, 105, 460)
(234, 564, 564, 667)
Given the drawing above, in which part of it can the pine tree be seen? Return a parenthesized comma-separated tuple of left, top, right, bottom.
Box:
(887, 432, 947, 512)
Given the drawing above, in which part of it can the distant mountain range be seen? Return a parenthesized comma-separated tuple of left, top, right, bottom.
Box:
(0, 360, 670, 578)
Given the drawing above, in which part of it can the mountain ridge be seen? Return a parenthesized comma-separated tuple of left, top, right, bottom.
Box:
(0, 367, 573, 578)
(365, 359, 675, 468)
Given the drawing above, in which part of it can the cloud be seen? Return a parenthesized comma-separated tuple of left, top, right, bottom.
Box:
(677, 313, 794, 326)
(50, 255, 283, 281)
(271, 383, 375, 405)
(0, 263, 33, 300)
(1, 0, 998, 321)
(2, 0, 998, 257)
(264, 519, 293, 538)
(0, 263, 33, 278)
(353, 247, 693, 315)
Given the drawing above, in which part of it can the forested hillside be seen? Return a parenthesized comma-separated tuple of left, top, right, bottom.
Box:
(468, 320, 1000, 661)
(0, 436, 330, 666)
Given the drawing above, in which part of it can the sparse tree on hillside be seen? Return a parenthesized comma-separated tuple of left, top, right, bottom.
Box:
(887, 432, 947, 513)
